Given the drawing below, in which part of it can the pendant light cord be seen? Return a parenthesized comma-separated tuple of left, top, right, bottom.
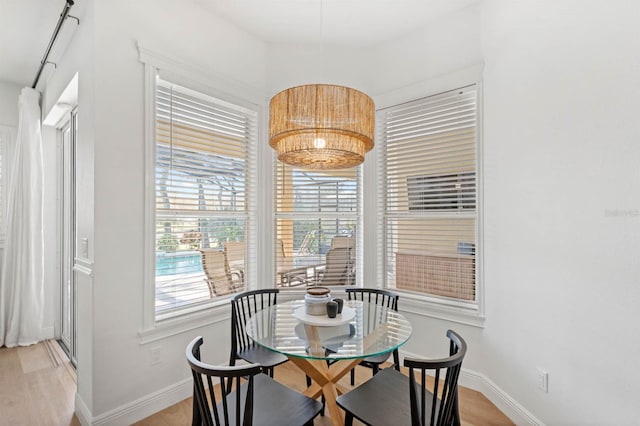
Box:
(320, 0, 324, 82)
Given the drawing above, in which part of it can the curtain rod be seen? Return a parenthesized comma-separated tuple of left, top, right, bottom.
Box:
(31, 0, 78, 89)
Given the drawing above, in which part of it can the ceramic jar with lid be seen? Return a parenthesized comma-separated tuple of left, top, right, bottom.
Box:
(305, 286, 331, 316)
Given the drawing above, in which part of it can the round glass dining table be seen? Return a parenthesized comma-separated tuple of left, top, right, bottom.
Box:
(246, 299, 412, 426)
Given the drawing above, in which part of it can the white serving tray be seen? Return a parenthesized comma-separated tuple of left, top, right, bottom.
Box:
(293, 306, 356, 326)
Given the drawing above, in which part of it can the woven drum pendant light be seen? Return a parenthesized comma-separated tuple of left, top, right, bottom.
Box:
(269, 84, 375, 169)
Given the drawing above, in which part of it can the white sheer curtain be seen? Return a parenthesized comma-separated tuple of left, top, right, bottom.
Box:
(0, 87, 44, 347)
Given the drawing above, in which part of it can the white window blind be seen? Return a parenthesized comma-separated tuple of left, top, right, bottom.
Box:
(380, 84, 478, 303)
(154, 78, 256, 316)
(274, 163, 359, 288)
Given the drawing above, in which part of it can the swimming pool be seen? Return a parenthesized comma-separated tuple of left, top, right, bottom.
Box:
(156, 252, 203, 276)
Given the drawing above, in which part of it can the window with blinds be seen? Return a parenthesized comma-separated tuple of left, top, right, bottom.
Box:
(274, 163, 359, 288)
(154, 78, 256, 317)
(380, 84, 478, 304)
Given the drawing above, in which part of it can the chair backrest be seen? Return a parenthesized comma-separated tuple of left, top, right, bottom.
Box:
(230, 289, 279, 357)
(404, 330, 467, 426)
(319, 247, 352, 286)
(331, 235, 355, 250)
(347, 288, 399, 341)
(346, 288, 398, 310)
(199, 249, 234, 297)
(187, 336, 262, 426)
(223, 241, 244, 264)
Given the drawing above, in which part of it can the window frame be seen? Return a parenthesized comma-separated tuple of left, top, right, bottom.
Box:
(139, 47, 262, 338)
(374, 73, 485, 327)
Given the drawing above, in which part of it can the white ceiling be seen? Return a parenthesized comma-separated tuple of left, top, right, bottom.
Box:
(0, 0, 477, 88)
(195, 0, 479, 46)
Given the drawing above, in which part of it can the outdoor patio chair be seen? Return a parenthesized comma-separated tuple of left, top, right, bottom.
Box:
(330, 235, 355, 250)
(315, 247, 353, 286)
(222, 240, 244, 283)
(199, 249, 242, 298)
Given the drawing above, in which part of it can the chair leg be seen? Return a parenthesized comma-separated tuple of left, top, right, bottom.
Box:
(306, 375, 312, 387)
(225, 357, 236, 395)
(345, 412, 354, 426)
(453, 392, 461, 426)
(350, 367, 356, 386)
(191, 389, 201, 426)
(393, 349, 400, 371)
(372, 364, 380, 376)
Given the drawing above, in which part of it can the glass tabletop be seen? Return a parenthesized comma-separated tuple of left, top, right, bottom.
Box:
(245, 299, 412, 361)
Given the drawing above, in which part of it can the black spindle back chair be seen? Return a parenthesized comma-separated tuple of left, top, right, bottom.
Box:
(229, 289, 287, 377)
(336, 329, 467, 426)
(187, 336, 261, 426)
(406, 329, 467, 426)
(188, 336, 322, 426)
(345, 288, 401, 384)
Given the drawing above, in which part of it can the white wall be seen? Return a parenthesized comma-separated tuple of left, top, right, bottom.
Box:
(35, 0, 269, 420)
(478, 1, 640, 423)
(267, 42, 373, 95)
(0, 81, 21, 127)
(270, 1, 640, 424)
(359, 1, 640, 424)
(33, 0, 640, 424)
(366, 3, 482, 97)
(42, 0, 96, 415)
(86, 0, 268, 418)
(0, 82, 20, 344)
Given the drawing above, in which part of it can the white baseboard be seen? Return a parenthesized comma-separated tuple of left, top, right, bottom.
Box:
(399, 349, 543, 426)
(76, 378, 192, 426)
(75, 393, 92, 426)
(458, 369, 543, 425)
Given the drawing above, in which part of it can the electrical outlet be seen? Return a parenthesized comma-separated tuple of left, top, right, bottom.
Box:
(150, 347, 162, 365)
(537, 368, 548, 392)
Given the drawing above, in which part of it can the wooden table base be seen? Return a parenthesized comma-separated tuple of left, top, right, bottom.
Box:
(288, 357, 362, 426)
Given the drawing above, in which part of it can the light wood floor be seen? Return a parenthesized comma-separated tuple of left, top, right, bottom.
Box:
(136, 361, 513, 426)
(0, 340, 78, 426)
(0, 341, 513, 426)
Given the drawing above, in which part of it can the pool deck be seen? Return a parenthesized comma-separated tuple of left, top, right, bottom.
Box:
(155, 272, 210, 314)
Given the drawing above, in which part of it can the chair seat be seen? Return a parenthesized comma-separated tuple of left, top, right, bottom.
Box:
(360, 352, 391, 366)
(237, 344, 288, 369)
(218, 374, 323, 425)
(337, 368, 438, 426)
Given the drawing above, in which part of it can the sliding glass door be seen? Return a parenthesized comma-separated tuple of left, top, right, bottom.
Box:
(59, 109, 77, 365)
